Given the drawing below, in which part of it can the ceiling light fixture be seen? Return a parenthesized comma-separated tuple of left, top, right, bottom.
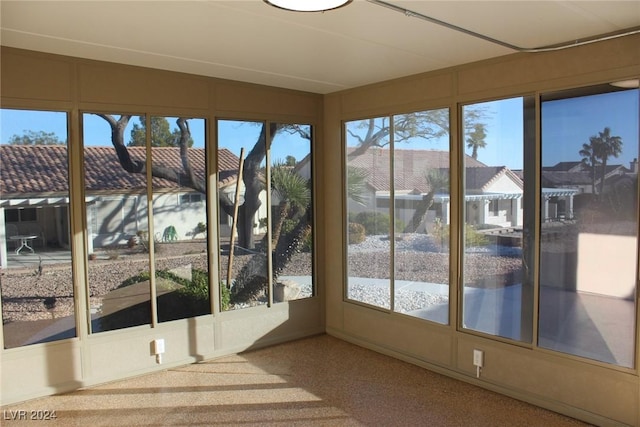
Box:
(264, 0, 352, 12)
(610, 79, 640, 89)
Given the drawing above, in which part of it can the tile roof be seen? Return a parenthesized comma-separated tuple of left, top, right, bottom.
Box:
(465, 166, 523, 192)
(348, 148, 487, 192)
(0, 145, 239, 196)
(541, 165, 631, 188)
(1, 145, 70, 194)
(541, 171, 592, 187)
(543, 161, 584, 172)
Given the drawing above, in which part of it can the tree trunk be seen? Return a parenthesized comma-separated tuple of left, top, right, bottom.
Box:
(599, 159, 608, 195)
(402, 192, 435, 233)
(234, 123, 277, 249)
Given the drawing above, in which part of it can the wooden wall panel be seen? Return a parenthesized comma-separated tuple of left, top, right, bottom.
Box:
(78, 62, 209, 109)
(343, 305, 452, 367)
(456, 339, 638, 426)
(215, 82, 320, 119)
(457, 34, 640, 97)
(0, 49, 73, 102)
(340, 72, 454, 116)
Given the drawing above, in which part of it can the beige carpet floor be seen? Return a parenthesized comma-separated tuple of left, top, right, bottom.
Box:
(1, 334, 592, 426)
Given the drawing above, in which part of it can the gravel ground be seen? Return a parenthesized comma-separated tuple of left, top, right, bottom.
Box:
(2, 234, 522, 322)
(348, 234, 522, 285)
(0, 242, 313, 323)
(345, 234, 522, 312)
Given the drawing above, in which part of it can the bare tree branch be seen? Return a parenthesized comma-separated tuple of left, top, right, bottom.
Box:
(96, 114, 206, 194)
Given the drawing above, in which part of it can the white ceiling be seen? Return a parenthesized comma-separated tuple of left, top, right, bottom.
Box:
(1, 1, 639, 94)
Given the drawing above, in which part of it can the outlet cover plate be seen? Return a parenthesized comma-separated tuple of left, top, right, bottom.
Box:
(473, 349, 483, 367)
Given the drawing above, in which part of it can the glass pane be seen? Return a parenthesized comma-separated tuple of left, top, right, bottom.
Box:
(345, 117, 391, 310)
(270, 124, 313, 303)
(393, 109, 450, 323)
(149, 117, 211, 322)
(462, 98, 533, 342)
(1, 109, 76, 348)
(218, 120, 268, 310)
(539, 86, 638, 367)
(84, 113, 151, 332)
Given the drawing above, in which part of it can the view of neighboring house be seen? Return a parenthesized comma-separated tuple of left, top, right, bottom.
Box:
(539, 158, 639, 218)
(0, 145, 267, 268)
(541, 160, 637, 193)
(464, 165, 526, 227)
(347, 148, 580, 233)
(345, 148, 628, 233)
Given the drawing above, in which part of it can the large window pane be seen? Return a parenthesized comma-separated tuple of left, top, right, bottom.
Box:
(462, 98, 534, 342)
(270, 123, 313, 303)
(539, 85, 638, 367)
(218, 120, 268, 310)
(83, 114, 151, 332)
(150, 117, 211, 322)
(345, 117, 391, 310)
(392, 110, 450, 323)
(1, 109, 76, 348)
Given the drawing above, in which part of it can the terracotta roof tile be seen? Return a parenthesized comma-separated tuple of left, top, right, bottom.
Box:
(0, 145, 239, 196)
(348, 148, 486, 192)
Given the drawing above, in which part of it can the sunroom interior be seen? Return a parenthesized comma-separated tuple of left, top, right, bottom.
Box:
(0, 1, 639, 426)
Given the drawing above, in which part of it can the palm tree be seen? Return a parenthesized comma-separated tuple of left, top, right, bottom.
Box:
(466, 123, 487, 160)
(579, 140, 601, 194)
(346, 166, 369, 205)
(593, 127, 623, 194)
(230, 163, 311, 305)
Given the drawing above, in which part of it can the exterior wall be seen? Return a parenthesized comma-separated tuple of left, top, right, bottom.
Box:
(322, 34, 640, 426)
(219, 187, 269, 237)
(486, 173, 521, 193)
(90, 195, 148, 247)
(0, 47, 324, 405)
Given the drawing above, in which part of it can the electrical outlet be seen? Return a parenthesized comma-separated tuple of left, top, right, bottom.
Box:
(473, 349, 483, 368)
(153, 338, 165, 355)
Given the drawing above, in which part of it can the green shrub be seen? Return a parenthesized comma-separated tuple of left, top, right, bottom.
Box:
(219, 282, 231, 311)
(430, 221, 489, 248)
(352, 211, 396, 235)
(348, 222, 366, 244)
(355, 211, 385, 234)
(118, 268, 230, 311)
(465, 224, 489, 247)
(177, 269, 209, 300)
(281, 218, 313, 252)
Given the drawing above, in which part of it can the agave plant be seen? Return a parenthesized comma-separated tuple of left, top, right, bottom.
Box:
(229, 162, 312, 305)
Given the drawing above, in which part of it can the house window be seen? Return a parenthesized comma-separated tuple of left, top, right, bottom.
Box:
(83, 113, 151, 333)
(345, 108, 451, 324)
(218, 119, 314, 311)
(5, 208, 37, 222)
(180, 193, 202, 204)
(151, 116, 210, 322)
(462, 96, 535, 343)
(1, 108, 75, 349)
(539, 84, 638, 368)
